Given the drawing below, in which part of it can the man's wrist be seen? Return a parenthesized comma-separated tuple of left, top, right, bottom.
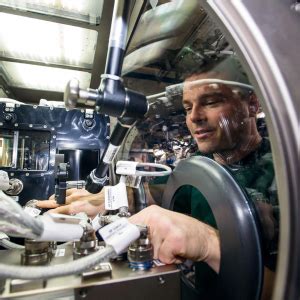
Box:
(202, 226, 221, 273)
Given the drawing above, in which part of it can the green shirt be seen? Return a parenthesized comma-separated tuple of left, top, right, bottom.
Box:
(151, 138, 276, 298)
(173, 138, 274, 221)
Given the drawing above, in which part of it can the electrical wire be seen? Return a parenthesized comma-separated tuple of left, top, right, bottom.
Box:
(0, 191, 44, 239)
(0, 239, 24, 250)
(146, 78, 254, 100)
(0, 245, 115, 280)
(185, 78, 254, 90)
(135, 162, 172, 177)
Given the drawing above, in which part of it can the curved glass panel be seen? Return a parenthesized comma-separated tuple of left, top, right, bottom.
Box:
(124, 5, 279, 299)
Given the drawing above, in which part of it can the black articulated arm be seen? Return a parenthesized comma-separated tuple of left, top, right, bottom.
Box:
(64, 0, 148, 194)
(85, 116, 137, 193)
(55, 163, 69, 205)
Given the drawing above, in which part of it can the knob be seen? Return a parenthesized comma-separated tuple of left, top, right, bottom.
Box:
(64, 79, 99, 109)
(3, 113, 16, 123)
(5, 178, 23, 196)
(64, 78, 80, 109)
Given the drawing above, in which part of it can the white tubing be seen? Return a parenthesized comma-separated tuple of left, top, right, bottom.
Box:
(116, 161, 172, 177)
(0, 239, 24, 250)
(135, 162, 172, 177)
(37, 214, 84, 242)
(0, 246, 115, 280)
(0, 193, 83, 242)
(0, 191, 44, 238)
(184, 78, 254, 90)
(146, 92, 166, 100)
(146, 78, 254, 100)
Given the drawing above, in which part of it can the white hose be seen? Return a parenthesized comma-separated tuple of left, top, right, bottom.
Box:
(135, 162, 172, 177)
(116, 161, 172, 177)
(146, 78, 254, 100)
(0, 245, 115, 279)
(0, 239, 24, 250)
(0, 191, 44, 238)
(183, 78, 254, 90)
(146, 92, 165, 100)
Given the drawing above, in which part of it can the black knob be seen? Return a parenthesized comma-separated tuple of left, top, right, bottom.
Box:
(4, 113, 15, 123)
(84, 119, 94, 128)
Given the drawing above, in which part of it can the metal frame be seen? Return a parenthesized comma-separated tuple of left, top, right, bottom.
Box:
(0, 5, 100, 29)
(0, 1, 147, 102)
(0, 56, 92, 72)
(0, 76, 15, 99)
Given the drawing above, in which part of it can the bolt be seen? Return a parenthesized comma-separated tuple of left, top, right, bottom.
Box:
(78, 288, 88, 298)
(158, 276, 165, 285)
(84, 120, 94, 127)
(5, 114, 12, 121)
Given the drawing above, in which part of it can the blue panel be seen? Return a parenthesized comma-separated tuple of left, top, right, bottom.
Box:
(0, 103, 109, 205)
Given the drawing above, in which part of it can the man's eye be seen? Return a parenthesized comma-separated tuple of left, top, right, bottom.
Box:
(184, 107, 192, 113)
(206, 101, 217, 105)
(205, 98, 222, 106)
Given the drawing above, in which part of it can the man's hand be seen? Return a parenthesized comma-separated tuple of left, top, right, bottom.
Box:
(36, 186, 135, 217)
(36, 188, 105, 217)
(129, 205, 220, 273)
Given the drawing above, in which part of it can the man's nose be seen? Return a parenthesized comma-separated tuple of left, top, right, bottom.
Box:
(189, 105, 206, 123)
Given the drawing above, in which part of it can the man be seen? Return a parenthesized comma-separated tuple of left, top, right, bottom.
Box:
(37, 57, 276, 290)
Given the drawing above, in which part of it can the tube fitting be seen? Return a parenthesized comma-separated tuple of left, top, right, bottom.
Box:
(73, 226, 98, 259)
(127, 226, 153, 270)
(21, 239, 51, 266)
(5, 178, 23, 196)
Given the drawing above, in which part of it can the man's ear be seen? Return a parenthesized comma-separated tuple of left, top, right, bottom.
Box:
(248, 93, 259, 117)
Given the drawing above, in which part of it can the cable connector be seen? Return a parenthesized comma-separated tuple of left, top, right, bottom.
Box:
(98, 218, 140, 255)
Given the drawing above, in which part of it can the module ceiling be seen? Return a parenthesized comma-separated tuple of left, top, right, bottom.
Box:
(0, 0, 148, 104)
(0, 0, 228, 105)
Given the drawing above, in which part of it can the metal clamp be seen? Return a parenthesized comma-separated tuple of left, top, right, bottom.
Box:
(101, 74, 123, 82)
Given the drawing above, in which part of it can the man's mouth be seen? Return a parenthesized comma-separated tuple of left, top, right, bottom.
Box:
(193, 128, 215, 139)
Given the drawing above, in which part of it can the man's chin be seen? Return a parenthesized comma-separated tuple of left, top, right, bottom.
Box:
(197, 143, 216, 155)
